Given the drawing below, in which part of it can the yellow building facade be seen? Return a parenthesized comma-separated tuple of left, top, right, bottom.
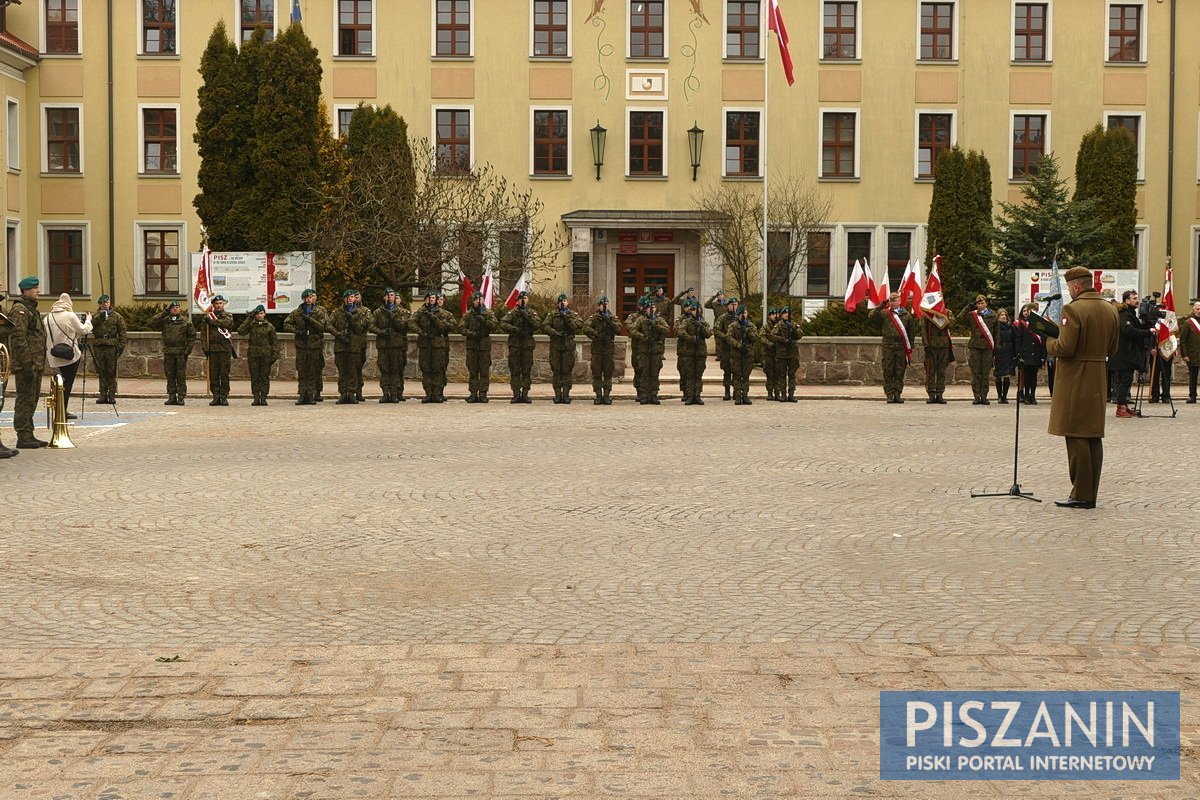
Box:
(1, 0, 1197, 315)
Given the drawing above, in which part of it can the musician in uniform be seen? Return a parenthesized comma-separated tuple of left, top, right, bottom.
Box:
(6, 277, 48, 448)
(960, 295, 998, 404)
(459, 290, 498, 403)
(872, 292, 916, 404)
(583, 296, 621, 405)
(373, 288, 411, 403)
(237, 304, 279, 405)
(201, 294, 236, 406)
(284, 288, 328, 405)
(500, 290, 540, 403)
(1180, 300, 1200, 403)
(152, 299, 196, 406)
(89, 294, 127, 404)
(543, 293, 583, 404)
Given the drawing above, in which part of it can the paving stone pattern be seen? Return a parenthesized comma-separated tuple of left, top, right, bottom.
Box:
(1, 394, 1197, 798)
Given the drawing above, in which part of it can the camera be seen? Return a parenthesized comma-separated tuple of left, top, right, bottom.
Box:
(1138, 292, 1164, 324)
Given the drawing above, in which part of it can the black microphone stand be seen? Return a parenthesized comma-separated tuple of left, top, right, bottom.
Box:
(972, 354, 1040, 502)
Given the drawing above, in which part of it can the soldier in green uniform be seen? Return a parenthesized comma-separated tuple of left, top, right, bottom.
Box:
(629, 298, 670, 404)
(6, 277, 48, 448)
(672, 287, 698, 396)
(151, 298, 196, 406)
(543, 293, 584, 403)
(499, 290, 540, 403)
(719, 304, 759, 405)
(284, 288, 328, 405)
(237, 304, 279, 406)
(872, 292, 917, 403)
(675, 299, 711, 405)
(200, 294, 236, 406)
(350, 290, 371, 401)
(760, 308, 780, 400)
(459, 290, 498, 403)
(771, 306, 803, 402)
(960, 294, 998, 405)
(89, 294, 127, 404)
(583, 295, 621, 404)
(920, 306, 955, 404)
(329, 288, 375, 404)
(712, 296, 739, 400)
(372, 288, 411, 403)
(625, 297, 646, 402)
(413, 290, 454, 403)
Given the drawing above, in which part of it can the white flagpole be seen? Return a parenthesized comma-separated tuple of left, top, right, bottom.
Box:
(760, 20, 770, 327)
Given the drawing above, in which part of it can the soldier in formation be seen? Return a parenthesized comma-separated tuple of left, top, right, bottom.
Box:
(920, 305, 955, 404)
(89, 294, 127, 404)
(760, 307, 780, 400)
(284, 288, 328, 405)
(712, 296, 739, 400)
(6, 277, 47, 448)
(719, 304, 758, 405)
(583, 296, 621, 404)
(201, 294, 236, 406)
(960, 294, 998, 405)
(237, 304, 280, 406)
(872, 292, 917, 404)
(500, 291, 540, 403)
(628, 296, 670, 404)
(373, 288, 411, 403)
(544, 293, 583, 403)
(152, 299, 196, 406)
(329, 288, 375, 404)
(674, 298, 711, 405)
(414, 290, 455, 403)
(769, 306, 803, 402)
(459, 290, 498, 403)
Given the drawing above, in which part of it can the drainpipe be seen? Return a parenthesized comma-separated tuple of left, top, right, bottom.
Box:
(106, 0, 115, 300)
(1164, 0, 1176, 265)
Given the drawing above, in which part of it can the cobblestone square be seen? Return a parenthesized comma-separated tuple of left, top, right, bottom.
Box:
(1, 389, 1197, 798)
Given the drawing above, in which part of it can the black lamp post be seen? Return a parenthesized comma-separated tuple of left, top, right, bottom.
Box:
(590, 122, 607, 181)
(687, 121, 704, 181)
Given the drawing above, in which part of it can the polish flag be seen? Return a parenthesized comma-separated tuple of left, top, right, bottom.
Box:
(919, 254, 948, 316)
(843, 259, 870, 312)
(871, 263, 891, 308)
(480, 264, 495, 309)
(897, 259, 924, 314)
(193, 245, 212, 313)
(504, 272, 529, 310)
(459, 269, 477, 316)
(1162, 263, 1176, 313)
(767, 0, 795, 86)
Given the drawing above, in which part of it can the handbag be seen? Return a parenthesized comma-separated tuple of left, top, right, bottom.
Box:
(49, 315, 76, 359)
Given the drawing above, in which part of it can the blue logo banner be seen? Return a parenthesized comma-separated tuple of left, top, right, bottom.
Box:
(880, 691, 1179, 780)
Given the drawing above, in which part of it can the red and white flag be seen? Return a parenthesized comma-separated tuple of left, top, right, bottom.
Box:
(193, 245, 212, 313)
(459, 269, 477, 316)
(1158, 262, 1179, 358)
(871, 263, 891, 308)
(1163, 263, 1176, 313)
(843, 259, 870, 312)
(504, 272, 529, 310)
(480, 264, 495, 309)
(766, 0, 795, 86)
(897, 258, 924, 314)
(919, 254, 948, 316)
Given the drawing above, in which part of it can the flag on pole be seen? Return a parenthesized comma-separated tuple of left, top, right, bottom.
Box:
(193, 245, 212, 313)
(897, 258, 924, 313)
(1163, 262, 1176, 313)
(291, 0, 302, 23)
(871, 263, 891, 308)
(480, 264, 495, 309)
(504, 272, 529, 310)
(766, 0, 795, 86)
(1158, 261, 1179, 358)
(919, 254, 948, 317)
(843, 259, 870, 311)
(1044, 256, 1064, 324)
(861, 258, 881, 309)
(459, 269, 477, 316)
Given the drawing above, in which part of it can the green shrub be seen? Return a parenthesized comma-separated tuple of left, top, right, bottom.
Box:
(115, 303, 173, 332)
(801, 304, 880, 336)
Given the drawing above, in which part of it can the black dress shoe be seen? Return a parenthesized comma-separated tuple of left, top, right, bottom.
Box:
(1054, 498, 1095, 509)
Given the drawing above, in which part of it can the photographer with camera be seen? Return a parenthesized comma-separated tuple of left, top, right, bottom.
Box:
(1113, 290, 1156, 418)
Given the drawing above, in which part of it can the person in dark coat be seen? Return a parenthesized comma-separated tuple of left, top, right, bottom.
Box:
(1113, 290, 1155, 418)
(1013, 303, 1046, 404)
(992, 308, 1016, 403)
(1180, 301, 1200, 403)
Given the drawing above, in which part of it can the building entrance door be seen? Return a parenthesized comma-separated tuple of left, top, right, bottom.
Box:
(617, 253, 674, 318)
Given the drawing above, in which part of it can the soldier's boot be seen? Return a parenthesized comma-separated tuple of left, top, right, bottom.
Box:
(177, 395, 186, 406)
(594, 389, 604, 405)
(165, 394, 176, 406)
(995, 380, 1006, 403)
(0, 439, 17, 458)
(396, 383, 407, 401)
(522, 388, 533, 404)
(466, 391, 477, 403)
(562, 387, 572, 404)
(723, 380, 732, 401)
(786, 390, 797, 403)
(209, 396, 220, 406)
(356, 391, 366, 402)
(338, 393, 355, 404)
(479, 389, 489, 403)
(552, 387, 562, 404)
(438, 388, 448, 403)
(895, 393, 905, 404)
(511, 388, 522, 404)
(16, 435, 48, 449)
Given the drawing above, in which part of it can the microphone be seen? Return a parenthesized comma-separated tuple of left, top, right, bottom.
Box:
(1035, 292, 1062, 302)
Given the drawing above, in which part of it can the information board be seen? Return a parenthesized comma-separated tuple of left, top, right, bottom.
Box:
(1015, 268, 1139, 308)
(189, 251, 315, 315)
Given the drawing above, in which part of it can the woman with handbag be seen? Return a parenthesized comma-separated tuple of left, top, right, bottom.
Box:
(45, 293, 92, 419)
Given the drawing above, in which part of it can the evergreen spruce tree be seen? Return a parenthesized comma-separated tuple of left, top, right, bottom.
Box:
(925, 147, 994, 311)
(1073, 124, 1137, 270)
(193, 22, 243, 250)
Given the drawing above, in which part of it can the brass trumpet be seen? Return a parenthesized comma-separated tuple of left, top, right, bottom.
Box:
(45, 373, 76, 449)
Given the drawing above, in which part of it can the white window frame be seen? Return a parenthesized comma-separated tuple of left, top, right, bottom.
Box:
(723, 0, 766, 61)
(1103, 110, 1145, 181)
(721, 106, 763, 178)
(138, 103, 181, 176)
(40, 103, 84, 175)
(6, 219, 21, 295)
(137, 0, 180, 57)
(7, 99, 20, 172)
(1010, 0, 1052, 63)
(38, 220, 91, 296)
(818, 107, 860, 180)
(133, 221, 187, 297)
(39, 0, 84, 56)
(234, 0, 280, 45)
(1008, 109, 1050, 182)
(1104, 0, 1147, 64)
(882, 226, 921, 285)
(626, 0, 669, 60)
(803, 226, 835, 297)
(529, 106, 572, 178)
(333, 104, 361, 138)
(915, 0, 958, 62)
(431, 105, 475, 174)
(530, 0, 572, 59)
(1132, 224, 1148, 278)
(430, 0, 471, 58)
(625, 106, 668, 178)
(913, 109, 957, 179)
(817, 0, 862, 62)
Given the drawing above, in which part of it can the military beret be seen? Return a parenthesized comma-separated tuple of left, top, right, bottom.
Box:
(383, 287, 396, 294)
(471, 290, 482, 299)
(737, 305, 748, 315)
(597, 296, 609, 304)
(636, 296, 648, 307)
(211, 294, 226, 303)
(251, 304, 265, 314)
(424, 289, 438, 298)
(781, 306, 791, 314)
(727, 297, 739, 305)
(557, 293, 568, 302)
(17, 276, 38, 290)
(98, 294, 111, 304)
(168, 299, 182, 308)
(301, 288, 316, 298)
(686, 287, 695, 293)
(342, 289, 356, 298)
(517, 290, 529, 299)
(1064, 266, 1093, 282)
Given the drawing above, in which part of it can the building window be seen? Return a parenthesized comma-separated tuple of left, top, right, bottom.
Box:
(436, 109, 471, 174)
(806, 231, 831, 296)
(1108, 3, 1141, 62)
(821, 111, 856, 178)
(1106, 113, 1143, 179)
(1012, 113, 1046, 179)
(919, 2, 954, 61)
(846, 231, 872, 287)
(725, 1, 759, 59)
(533, 0, 568, 57)
(241, 0, 275, 43)
(44, 107, 81, 173)
(724, 111, 760, 177)
(6, 100, 18, 171)
(143, 229, 180, 295)
(143, 0, 177, 54)
(339, 0, 373, 56)
(47, 228, 84, 295)
(336, 107, 355, 137)
(630, 1, 665, 59)
(45, 0, 80, 54)
(499, 229, 525, 292)
(435, 0, 470, 56)
(1013, 3, 1047, 62)
(886, 231, 912, 288)
(628, 110, 664, 176)
(532, 109, 569, 176)
(917, 112, 952, 178)
(767, 231, 791, 294)
(142, 108, 178, 174)
(823, 2, 857, 60)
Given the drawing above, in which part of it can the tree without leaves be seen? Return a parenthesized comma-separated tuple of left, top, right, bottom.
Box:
(1073, 124, 1137, 271)
(692, 175, 831, 300)
(925, 147, 995, 312)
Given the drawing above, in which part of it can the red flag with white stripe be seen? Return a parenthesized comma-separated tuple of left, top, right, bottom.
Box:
(193, 245, 212, 313)
(897, 259, 924, 314)
(504, 272, 529, 310)
(843, 259, 869, 311)
(459, 269, 477, 316)
(767, 0, 795, 86)
(480, 264, 495, 309)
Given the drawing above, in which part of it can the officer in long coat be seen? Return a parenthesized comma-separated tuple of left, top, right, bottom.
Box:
(1046, 266, 1120, 509)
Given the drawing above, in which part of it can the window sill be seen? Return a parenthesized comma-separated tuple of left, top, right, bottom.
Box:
(137, 53, 181, 60)
(138, 172, 181, 179)
(818, 58, 862, 65)
(1104, 60, 1147, 68)
(40, 52, 83, 59)
(914, 177, 935, 183)
(916, 59, 958, 66)
(626, 57, 669, 64)
(530, 173, 572, 180)
(431, 55, 474, 62)
(722, 57, 766, 65)
(7, 167, 20, 176)
(332, 55, 377, 62)
(40, 172, 84, 178)
(721, 175, 763, 182)
(530, 56, 572, 62)
(818, 176, 860, 183)
(625, 175, 668, 180)
(1010, 60, 1052, 67)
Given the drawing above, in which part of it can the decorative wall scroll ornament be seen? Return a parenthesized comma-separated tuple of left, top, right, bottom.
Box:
(590, 3, 614, 101)
(680, 14, 706, 103)
(688, 0, 709, 24)
(585, 0, 607, 24)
